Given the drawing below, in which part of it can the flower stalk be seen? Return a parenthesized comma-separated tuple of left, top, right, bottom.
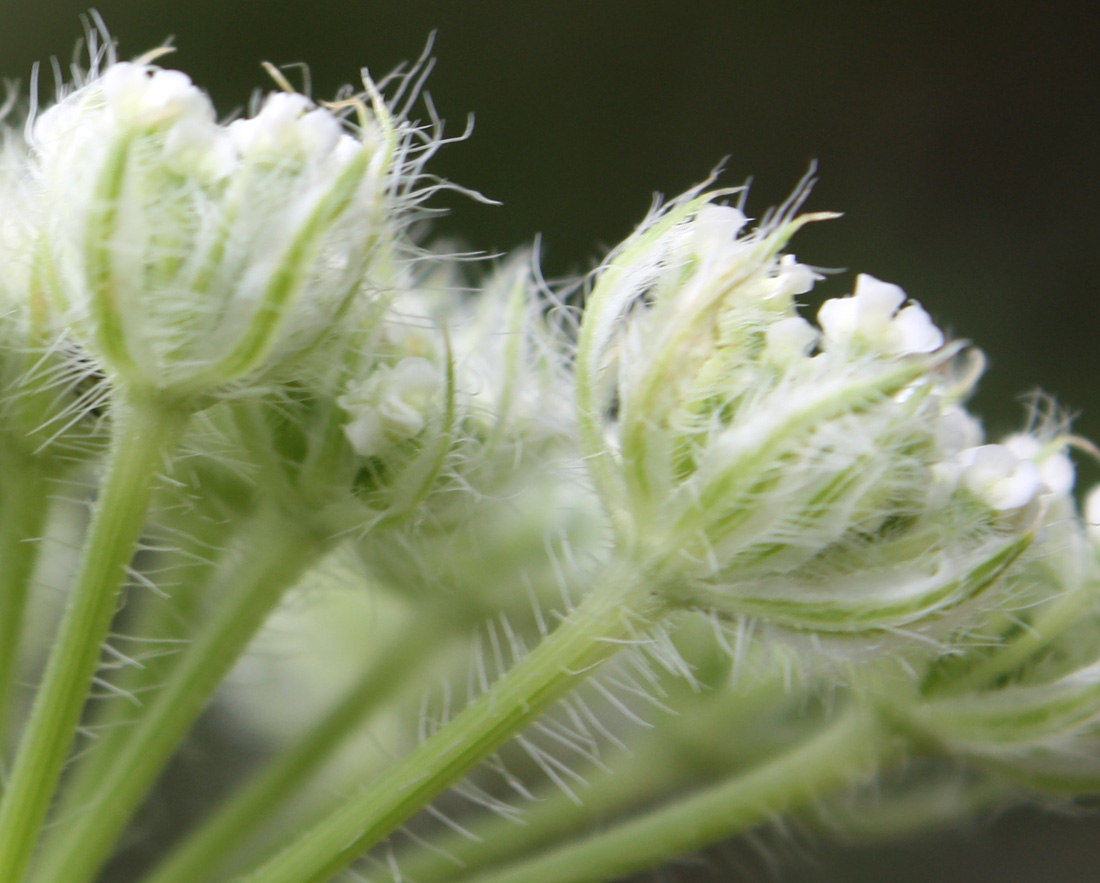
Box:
(460, 707, 894, 883)
(234, 564, 671, 883)
(0, 455, 53, 771)
(31, 505, 329, 883)
(0, 393, 188, 882)
(140, 617, 449, 883)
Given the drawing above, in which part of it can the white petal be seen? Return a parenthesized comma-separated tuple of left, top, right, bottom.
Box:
(890, 303, 944, 353)
(958, 444, 1043, 510)
(693, 204, 748, 251)
(298, 108, 343, 157)
(852, 274, 906, 321)
(775, 255, 817, 296)
(1004, 434, 1075, 497)
(989, 459, 1043, 510)
(1042, 453, 1075, 497)
(935, 406, 984, 455)
(817, 295, 861, 343)
(1085, 486, 1100, 542)
(765, 316, 818, 362)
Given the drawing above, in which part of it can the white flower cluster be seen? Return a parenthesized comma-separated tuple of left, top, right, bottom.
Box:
(578, 193, 1066, 641)
(24, 53, 410, 397)
(339, 357, 444, 458)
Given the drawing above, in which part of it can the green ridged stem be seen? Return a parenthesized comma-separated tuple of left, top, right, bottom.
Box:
(0, 395, 187, 883)
(378, 653, 799, 883)
(30, 507, 328, 883)
(378, 722, 694, 883)
(234, 565, 668, 883)
(45, 505, 246, 828)
(141, 617, 448, 883)
(460, 707, 892, 883)
(0, 454, 53, 776)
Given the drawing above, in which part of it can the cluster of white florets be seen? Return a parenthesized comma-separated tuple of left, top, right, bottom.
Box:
(23, 53, 408, 397)
(578, 194, 1069, 639)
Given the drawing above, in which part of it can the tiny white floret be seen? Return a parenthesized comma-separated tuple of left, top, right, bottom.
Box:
(765, 316, 819, 364)
(818, 273, 944, 355)
(1003, 433, 1075, 498)
(338, 357, 444, 457)
(1085, 485, 1100, 544)
(957, 444, 1045, 511)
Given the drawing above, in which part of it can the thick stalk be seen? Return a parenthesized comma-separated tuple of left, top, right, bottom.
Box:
(142, 617, 447, 883)
(460, 707, 893, 883)
(0, 456, 53, 773)
(0, 396, 186, 883)
(234, 565, 667, 883)
(29, 507, 327, 883)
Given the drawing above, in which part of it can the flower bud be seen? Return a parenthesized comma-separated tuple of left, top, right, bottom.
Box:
(25, 53, 419, 401)
(576, 189, 1044, 641)
(907, 495, 1100, 793)
(338, 253, 576, 528)
(348, 254, 596, 618)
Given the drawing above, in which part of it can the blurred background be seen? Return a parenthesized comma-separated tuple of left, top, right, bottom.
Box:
(3, 2, 1098, 880)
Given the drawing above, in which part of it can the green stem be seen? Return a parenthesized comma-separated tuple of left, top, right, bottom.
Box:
(0, 396, 187, 883)
(0, 455, 53, 775)
(235, 564, 667, 883)
(379, 657, 796, 883)
(141, 617, 448, 883)
(47, 507, 244, 829)
(384, 727, 691, 883)
(29, 506, 328, 883)
(460, 707, 894, 883)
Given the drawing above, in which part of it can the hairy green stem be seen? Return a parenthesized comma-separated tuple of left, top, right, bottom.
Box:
(382, 663, 818, 883)
(0, 396, 187, 883)
(46, 507, 245, 828)
(31, 507, 327, 883)
(142, 617, 448, 883)
(378, 678, 786, 882)
(0, 455, 53, 777)
(234, 564, 668, 883)
(460, 707, 893, 883)
(384, 730, 690, 883)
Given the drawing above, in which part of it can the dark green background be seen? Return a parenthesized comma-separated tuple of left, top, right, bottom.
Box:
(3, 3, 1099, 881)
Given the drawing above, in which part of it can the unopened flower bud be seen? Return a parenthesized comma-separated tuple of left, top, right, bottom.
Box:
(339, 357, 445, 458)
(576, 189, 1042, 642)
(26, 55, 419, 401)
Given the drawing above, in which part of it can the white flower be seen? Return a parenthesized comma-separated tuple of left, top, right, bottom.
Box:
(339, 357, 444, 457)
(764, 315, 819, 364)
(1003, 433, 1075, 498)
(818, 274, 944, 355)
(956, 444, 1045, 511)
(577, 189, 1038, 640)
(1086, 485, 1100, 545)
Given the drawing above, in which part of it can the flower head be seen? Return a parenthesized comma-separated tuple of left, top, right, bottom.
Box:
(23, 47, 425, 402)
(576, 188, 1046, 642)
